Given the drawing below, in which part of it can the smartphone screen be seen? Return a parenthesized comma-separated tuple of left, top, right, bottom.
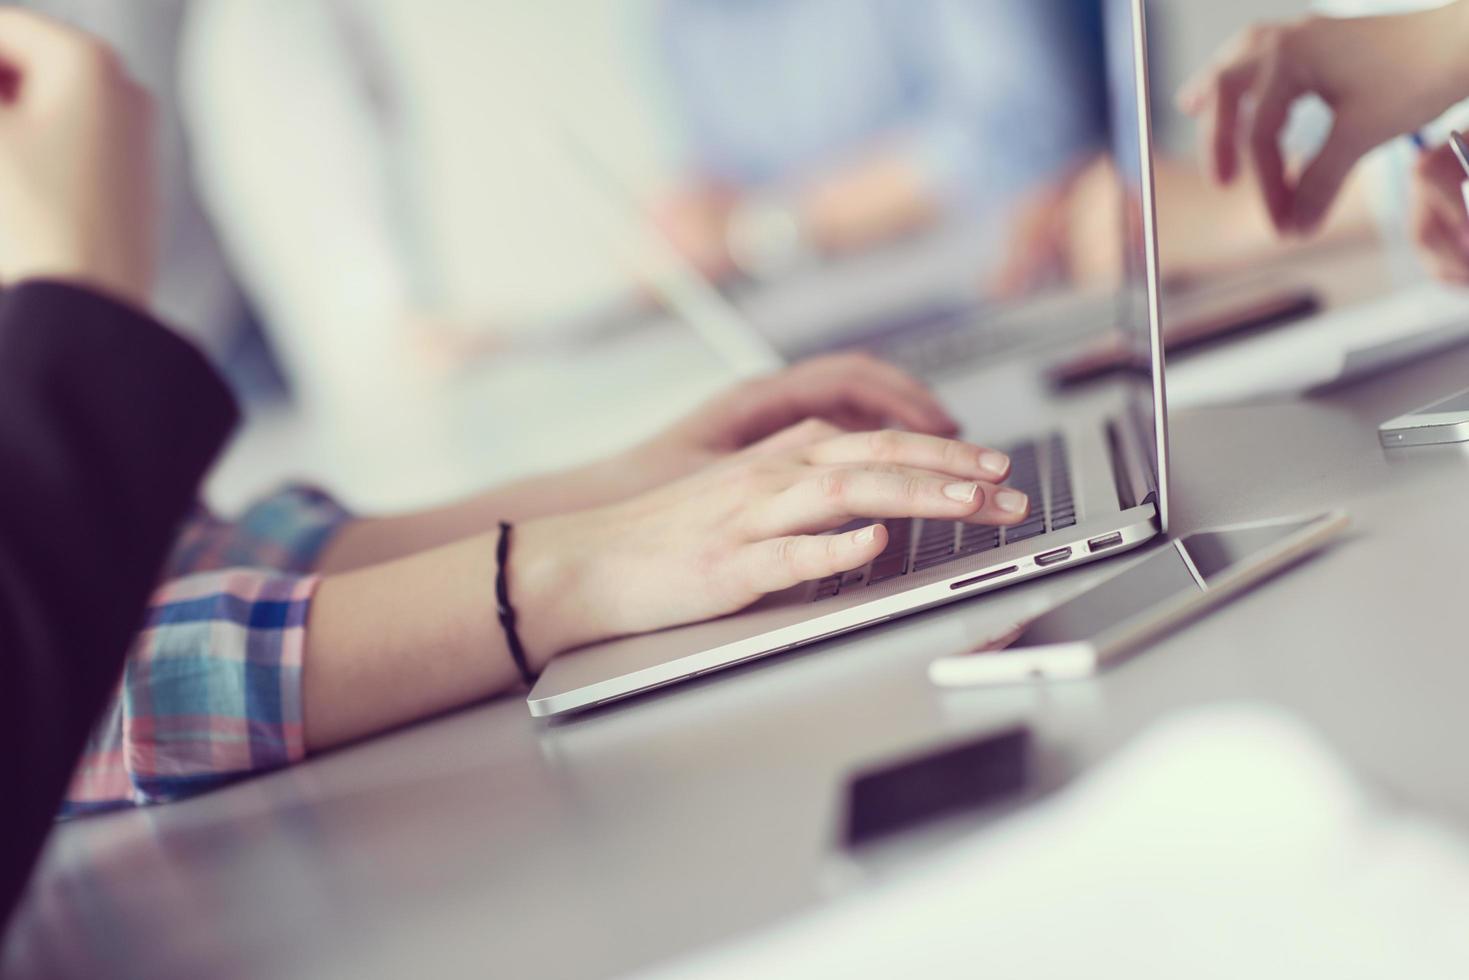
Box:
(1003, 517, 1327, 650)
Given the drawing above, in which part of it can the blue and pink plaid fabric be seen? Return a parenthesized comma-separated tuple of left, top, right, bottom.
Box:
(62, 486, 352, 816)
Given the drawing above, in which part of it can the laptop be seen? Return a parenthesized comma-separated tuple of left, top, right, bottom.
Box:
(528, 0, 1168, 717)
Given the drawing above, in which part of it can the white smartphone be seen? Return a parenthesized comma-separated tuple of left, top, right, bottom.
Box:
(1379, 386, 1469, 448)
(929, 512, 1350, 687)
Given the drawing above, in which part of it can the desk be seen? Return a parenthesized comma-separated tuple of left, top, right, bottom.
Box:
(8, 300, 1469, 976)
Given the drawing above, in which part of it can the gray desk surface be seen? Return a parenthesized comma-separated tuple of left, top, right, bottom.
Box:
(8, 257, 1469, 980)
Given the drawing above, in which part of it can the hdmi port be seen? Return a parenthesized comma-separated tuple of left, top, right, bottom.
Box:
(1087, 531, 1124, 553)
(1035, 546, 1072, 567)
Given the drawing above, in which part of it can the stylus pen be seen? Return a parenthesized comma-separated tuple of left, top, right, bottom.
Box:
(1449, 130, 1469, 178)
(1415, 130, 1469, 217)
(1446, 130, 1469, 220)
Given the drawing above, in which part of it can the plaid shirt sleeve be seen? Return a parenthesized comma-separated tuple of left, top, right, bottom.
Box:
(62, 486, 353, 816)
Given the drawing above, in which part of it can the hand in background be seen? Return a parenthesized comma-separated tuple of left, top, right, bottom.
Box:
(314, 352, 964, 572)
(1178, 4, 1469, 236)
(988, 155, 1124, 300)
(651, 183, 738, 283)
(1412, 142, 1469, 285)
(0, 10, 155, 309)
(620, 352, 961, 491)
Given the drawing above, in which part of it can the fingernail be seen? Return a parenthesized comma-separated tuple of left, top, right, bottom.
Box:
(978, 451, 1009, 478)
(943, 482, 979, 503)
(854, 525, 876, 545)
(996, 489, 1029, 514)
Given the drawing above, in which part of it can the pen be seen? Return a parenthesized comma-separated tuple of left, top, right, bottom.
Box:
(1442, 130, 1469, 228)
(1449, 130, 1469, 178)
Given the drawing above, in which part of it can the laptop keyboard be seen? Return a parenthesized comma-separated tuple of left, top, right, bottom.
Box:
(811, 433, 1075, 601)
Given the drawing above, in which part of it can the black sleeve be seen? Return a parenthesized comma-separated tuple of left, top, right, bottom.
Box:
(0, 281, 238, 932)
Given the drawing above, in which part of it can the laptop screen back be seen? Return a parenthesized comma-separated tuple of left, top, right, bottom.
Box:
(1104, 0, 1171, 529)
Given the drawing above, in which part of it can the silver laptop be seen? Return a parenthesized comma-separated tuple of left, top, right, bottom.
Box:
(529, 0, 1168, 718)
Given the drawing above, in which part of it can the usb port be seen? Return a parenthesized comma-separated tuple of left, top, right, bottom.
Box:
(1035, 546, 1072, 567)
(1087, 531, 1124, 553)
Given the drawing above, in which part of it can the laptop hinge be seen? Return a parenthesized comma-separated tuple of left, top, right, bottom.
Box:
(1104, 416, 1154, 514)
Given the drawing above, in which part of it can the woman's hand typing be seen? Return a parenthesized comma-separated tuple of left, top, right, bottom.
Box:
(514, 419, 1025, 663)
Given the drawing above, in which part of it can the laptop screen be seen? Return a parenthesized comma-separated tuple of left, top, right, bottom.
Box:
(1104, 0, 1171, 529)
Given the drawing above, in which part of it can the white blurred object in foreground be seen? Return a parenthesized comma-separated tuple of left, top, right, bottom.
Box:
(660, 703, 1469, 979)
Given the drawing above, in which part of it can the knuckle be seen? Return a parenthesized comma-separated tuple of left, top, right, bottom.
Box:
(815, 468, 847, 502)
(901, 476, 927, 503)
(736, 458, 780, 491)
(866, 428, 901, 460)
(824, 533, 846, 562)
(773, 536, 803, 572)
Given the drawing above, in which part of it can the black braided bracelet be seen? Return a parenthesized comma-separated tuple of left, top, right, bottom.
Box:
(495, 521, 537, 686)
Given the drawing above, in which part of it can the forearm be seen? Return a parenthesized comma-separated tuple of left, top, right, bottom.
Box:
(313, 454, 648, 574)
(303, 523, 589, 750)
(796, 153, 938, 253)
(1409, 1, 1469, 116)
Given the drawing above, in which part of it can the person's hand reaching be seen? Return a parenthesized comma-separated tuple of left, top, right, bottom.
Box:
(614, 352, 962, 491)
(1178, 5, 1469, 236)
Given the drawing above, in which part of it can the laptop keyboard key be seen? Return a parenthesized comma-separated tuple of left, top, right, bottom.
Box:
(868, 563, 906, 586)
(1007, 522, 1048, 543)
(913, 552, 963, 572)
(809, 432, 1081, 600)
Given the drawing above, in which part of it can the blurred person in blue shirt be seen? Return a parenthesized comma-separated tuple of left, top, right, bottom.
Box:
(650, 0, 1110, 283)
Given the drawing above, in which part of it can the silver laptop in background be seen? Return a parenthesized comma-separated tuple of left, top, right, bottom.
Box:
(529, 0, 1169, 718)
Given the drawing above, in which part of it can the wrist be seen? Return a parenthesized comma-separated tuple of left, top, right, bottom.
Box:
(504, 514, 606, 668)
(578, 450, 655, 504)
(9, 255, 152, 313)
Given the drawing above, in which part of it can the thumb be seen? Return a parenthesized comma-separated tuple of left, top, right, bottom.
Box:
(1289, 124, 1366, 234)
